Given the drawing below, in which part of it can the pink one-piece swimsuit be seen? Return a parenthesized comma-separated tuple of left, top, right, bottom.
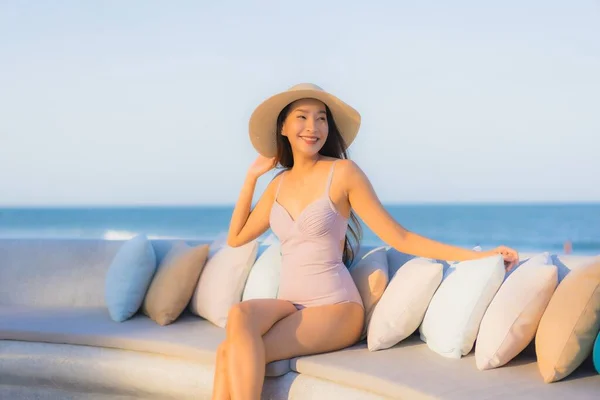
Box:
(269, 160, 364, 310)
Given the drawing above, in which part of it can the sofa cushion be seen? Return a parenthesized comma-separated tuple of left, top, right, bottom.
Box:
(0, 239, 124, 308)
(242, 243, 282, 301)
(349, 246, 389, 340)
(142, 242, 209, 326)
(0, 340, 299, 400)
(105, 234, 158, 322)
(0, 238, 213, 309)
(475, 253, 558, 370)
(290, 335, 600, 399)
(0, 306, 289, 377)
(419, 254, 506, 359)
(535, 257, 600, 383)
(189, 240, 259, 328)
(594, 332, 600, 374)
(367, 257, 442, 351)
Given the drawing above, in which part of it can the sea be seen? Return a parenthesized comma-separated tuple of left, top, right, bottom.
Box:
(0, 204, 599, 255)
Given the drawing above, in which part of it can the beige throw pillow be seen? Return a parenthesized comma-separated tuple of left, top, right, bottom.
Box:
(142, 242, 209, 326)
(349, 246, 389, 340)
(535, 258, 600, 383)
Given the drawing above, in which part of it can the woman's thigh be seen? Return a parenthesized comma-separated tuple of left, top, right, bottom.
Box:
(262, 302, 364, 363)
(226, 298, 298, 337)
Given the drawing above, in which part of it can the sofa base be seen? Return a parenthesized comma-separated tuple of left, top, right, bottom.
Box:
(0, 340, 212, 399)
(0, 385, 139, 400)
(0, 340, 390, 399)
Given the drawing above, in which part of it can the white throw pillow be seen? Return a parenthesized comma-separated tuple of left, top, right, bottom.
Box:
(475, 253, 558, 370)
(419, 254, 505, 359)
(189, 240, 259, 328)
(367, 257, 443, 351)
(242, 243, 282, 301)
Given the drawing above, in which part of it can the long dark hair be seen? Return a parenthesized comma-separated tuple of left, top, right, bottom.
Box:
(274, 102, 362, 267)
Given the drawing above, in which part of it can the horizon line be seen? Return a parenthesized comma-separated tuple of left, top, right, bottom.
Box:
(1, 200, 600, 209)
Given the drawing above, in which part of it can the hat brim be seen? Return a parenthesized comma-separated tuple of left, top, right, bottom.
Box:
(249, 89, 361, 158)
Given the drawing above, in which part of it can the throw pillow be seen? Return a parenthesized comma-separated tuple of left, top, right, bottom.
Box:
(189, 240, 259, 328)
(142, 242, 209, 326)
(593, 331, 600, 374)
(475, 253, 558, 370)
(535, 258, 600, 383)
(105, 234, 157, 322)
(419, 254, 505, 359)
(349, 246, 389, 340)
(368, 257, 443, 351)
(242, 243, 282, 301)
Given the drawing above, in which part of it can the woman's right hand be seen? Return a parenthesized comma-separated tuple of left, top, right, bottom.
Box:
(248, 155, 276, 178)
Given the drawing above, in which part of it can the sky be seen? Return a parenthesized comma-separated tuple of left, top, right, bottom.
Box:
(1, 1, 599, 206)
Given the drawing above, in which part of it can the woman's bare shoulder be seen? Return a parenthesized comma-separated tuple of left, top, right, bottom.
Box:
(321, 157, 360, 170)
(318, 156, 340, 164)
(268, 169, 286, 187)
(334, 159, 363, 177)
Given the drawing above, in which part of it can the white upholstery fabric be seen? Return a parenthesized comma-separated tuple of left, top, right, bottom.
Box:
(0, 239, 122, 308)
(0, 238, 211, 308)
(291, 335, 600, 399)
(2, 239, 599, 399)
(0, 339, 213, 399)
(0, 306, 289, 377)
(0, 340, 392, 400)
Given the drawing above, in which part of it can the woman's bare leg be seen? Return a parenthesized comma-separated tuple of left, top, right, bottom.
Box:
(225, 299, 297, 400)
(211, 341, 230, 400)
(263, 302, 364, 364)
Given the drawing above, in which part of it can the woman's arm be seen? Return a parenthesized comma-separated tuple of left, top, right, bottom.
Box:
(227, 156, 278, 247)
(340, 160, 518, 266)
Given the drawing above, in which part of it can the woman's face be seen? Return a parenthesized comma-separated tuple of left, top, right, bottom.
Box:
(281, 98, 329, 157)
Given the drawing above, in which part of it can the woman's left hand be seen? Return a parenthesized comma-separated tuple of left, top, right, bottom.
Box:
(486, 246, 520, 271)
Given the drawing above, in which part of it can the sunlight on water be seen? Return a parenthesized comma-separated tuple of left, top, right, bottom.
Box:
(101, 230, 138, 240)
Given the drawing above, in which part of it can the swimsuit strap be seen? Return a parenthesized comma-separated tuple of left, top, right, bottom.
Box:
(276, 162, 337, 200)
(325, 160, 339, 193)
(275, 171, 285, 200)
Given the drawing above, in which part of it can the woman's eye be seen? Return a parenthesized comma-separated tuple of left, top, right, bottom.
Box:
(297, 115, 306, 119)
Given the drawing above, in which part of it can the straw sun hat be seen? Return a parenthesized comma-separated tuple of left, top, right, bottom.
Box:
(248, 83, 362, 157)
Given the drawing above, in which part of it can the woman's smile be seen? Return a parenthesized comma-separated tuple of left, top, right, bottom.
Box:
(299, 135, 319, 145)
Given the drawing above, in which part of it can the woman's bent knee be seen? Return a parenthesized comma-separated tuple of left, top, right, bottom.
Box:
(226, 303, 255, 337)
(226, 299, 297, 339)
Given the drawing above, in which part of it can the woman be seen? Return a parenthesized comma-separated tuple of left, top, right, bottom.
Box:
(213, 83, 519, 399)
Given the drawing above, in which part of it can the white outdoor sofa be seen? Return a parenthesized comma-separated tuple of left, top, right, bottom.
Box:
(0, 238, 598, 399)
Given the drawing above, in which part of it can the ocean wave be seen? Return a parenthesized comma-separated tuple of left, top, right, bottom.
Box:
(102, 230, 138, 240)
(0, 228, 217, 242)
